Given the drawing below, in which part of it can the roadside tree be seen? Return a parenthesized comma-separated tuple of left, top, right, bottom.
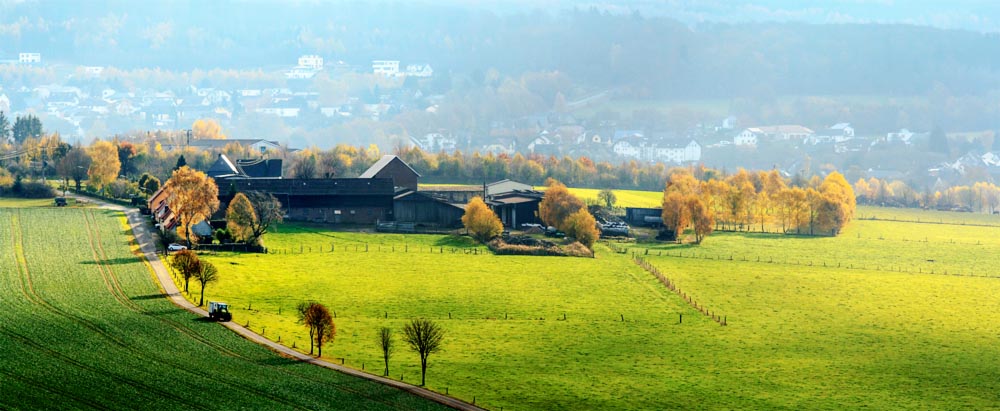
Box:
(194, 261, 219, 307)
(57, 146, 92, 192)
(378, 327, 394, 377)
(297, 302, 335, 357)
(245, 191, 283, 245)
(170, 249, 200, 293)
(402, 318, 445, 387)
(87, 140, 121, 192)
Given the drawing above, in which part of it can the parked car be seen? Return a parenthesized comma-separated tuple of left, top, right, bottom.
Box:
(167, 243, 187, 251)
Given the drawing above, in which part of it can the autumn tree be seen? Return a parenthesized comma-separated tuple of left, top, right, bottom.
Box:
(538, 180, 585, 230)
(192, 118, 227, 140)
(164, 166, 220, 246)
(563, 208, 599, 249)
(597, 188, 616, 208)
(87, 140, 121, 192)
(56, 146, 91, 192)
(194, 261, 219, 307)
(461, 196, 503, 243)
(226, 192, 256, 243)
(170, 249, 200, 293)
(402, 318, 445, 387)
(661, 191, 690, 242)
(378, 327, 395, 377)
(297, 301, 335, 357)
(245, 191, 283, 245)
(687, 196, 714, 244)
(137, 173, 161, 196)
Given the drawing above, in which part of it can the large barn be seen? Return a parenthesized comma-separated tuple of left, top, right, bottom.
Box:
(216, 178, 395, 224)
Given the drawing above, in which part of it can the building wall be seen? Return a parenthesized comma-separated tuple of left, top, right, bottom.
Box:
(374, 160, 419, 190)
(394, 199, 464, 226)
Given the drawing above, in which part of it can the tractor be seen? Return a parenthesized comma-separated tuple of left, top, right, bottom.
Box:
(208, 301, 232, 322)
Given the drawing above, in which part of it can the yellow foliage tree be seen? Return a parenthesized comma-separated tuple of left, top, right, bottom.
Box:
(192, 118, 227, 140)
(226, 192, 256, 243)
(165, 166, 220, 245)
(687, 196, 714, 244)
(538, 180, 585, 231)
(563, 208, 599, 249)
(87, 140, 121, 191)
(461, 196, 503, 243)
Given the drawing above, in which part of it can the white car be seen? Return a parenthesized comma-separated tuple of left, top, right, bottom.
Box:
(167, 243, 187, 251)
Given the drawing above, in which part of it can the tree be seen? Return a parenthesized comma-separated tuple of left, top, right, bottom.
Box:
(687, 196, 714, 244)
(139, 174, 161, 196)
(173, 155, 187, 171)
(597, 189, 616, 208)
(378, 327, 395, 377)
(563, 208, 599, 249)
(0, 111, 10, 142)
(245, 191, 283, 245)
(12, 114, 42, 144)
(56, 146, 92, 192)
(194, 261, 219, 307)
(192, 119, 227, 140)
(297, 302, 335, 357)
(461, 196, 502, 243)
(226, 192, 256, 243)
(661, 191, 690, 242)
(116, 141, 138, 177)
(170, 249, 200, 293)
(402, 318, 445, 387)
(87, 140, 121, 192)
(538, 180, 585, 231)
(164, 166, 220, 246)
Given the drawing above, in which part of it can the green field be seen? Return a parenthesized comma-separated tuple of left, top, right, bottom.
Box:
(0, 207, 446, 410)
(541, 186, 663, 208)
(192, 209, 1000, 410)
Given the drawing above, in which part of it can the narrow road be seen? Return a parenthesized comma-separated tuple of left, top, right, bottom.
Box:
(68, 194, 484, 411)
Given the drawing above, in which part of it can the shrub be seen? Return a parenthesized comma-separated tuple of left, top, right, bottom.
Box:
(16, 180, 56, 198)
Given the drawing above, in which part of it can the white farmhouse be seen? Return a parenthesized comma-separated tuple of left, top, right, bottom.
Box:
(613, 140, 641, 159)
(648, 140, 701, 163)
(734, 128, 760, 146)
(298, 55, 324, 70)
(405, 64, 433, 77)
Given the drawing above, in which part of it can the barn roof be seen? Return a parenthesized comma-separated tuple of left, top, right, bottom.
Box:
(359, 155, 422, 178)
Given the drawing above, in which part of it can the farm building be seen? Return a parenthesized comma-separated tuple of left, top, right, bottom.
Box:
(625, 207, 663, 227)
(360, 155, 420, 191)
(216, 178, 395, 224)
(419, 184, 484, 203)
(486, 179, 532, 196)
(488, 190, 544, 228)
(392, 190, 466, 227)
(206, 154, 283, 179)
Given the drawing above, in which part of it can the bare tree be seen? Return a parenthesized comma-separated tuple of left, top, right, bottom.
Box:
(402, 318, 444, 386)
(194, 261, 219, 306)
(378, 327, 394, 377)
(56, 146, 91, 193)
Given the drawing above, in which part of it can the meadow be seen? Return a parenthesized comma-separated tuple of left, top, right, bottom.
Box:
(0, 207, 446, 410)
(192, 208, 1000, 410)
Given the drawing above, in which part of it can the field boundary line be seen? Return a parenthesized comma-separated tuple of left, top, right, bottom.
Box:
(72, 194, 485, 411)
(631, 253, 727, 326)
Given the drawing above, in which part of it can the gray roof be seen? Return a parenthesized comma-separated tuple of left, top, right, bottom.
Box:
(359, 155, 421, 178)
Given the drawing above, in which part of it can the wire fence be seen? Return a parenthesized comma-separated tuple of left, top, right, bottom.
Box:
(266, 243, 489, 256)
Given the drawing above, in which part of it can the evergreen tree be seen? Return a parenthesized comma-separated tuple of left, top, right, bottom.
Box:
(0, 111, 10, 142)
(12, 114, 43, 144)
(174, 155, 187, 171)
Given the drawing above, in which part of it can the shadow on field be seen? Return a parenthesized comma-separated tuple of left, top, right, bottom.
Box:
(80, 257, 141, 265)
(257, 357, 301, 366)
(433, 235, 478, 248)
(130, 293, 169, 300)
(142, 308, 188, 316)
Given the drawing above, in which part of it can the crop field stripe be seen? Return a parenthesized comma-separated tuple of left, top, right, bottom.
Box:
(8, 210, 214, 410)
(0, 367, 110, 411)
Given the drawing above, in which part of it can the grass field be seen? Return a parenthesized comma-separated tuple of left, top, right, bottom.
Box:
(539, 186, 663, 208)
(192, 208, 1000, 410)
(0, 207, 446, 410)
